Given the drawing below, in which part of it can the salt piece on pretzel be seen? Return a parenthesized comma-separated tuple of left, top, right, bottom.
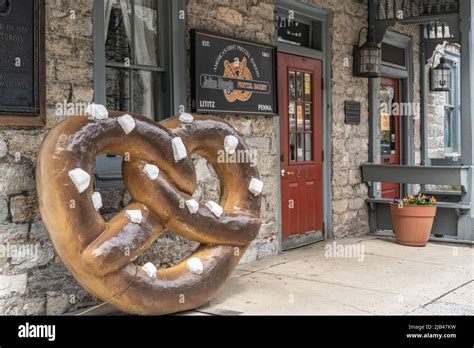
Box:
(91, 192, 103, 211)
(85, 103, 108, 120)
(124, 210, 142, 224)
(117, 114, 136, 134)
(186, 257, 203, 275)
(68, 168, 91, 193)
(185, 199, 199, 214)
(141, 262, 156, 278)
(179, 112, 194, 124)
(171, 137, 187, 162)
(205, 201, 223, 218)
(249, 178, 264, 196)
(143, 164, 159, 180)
(224, 135, 239, 155)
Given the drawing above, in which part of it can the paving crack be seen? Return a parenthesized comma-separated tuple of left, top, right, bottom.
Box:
(362, 252, 472, 269)
(419, 279, 473, 308)
(254, 270, 406, 296)
(405, 279, 474, 315)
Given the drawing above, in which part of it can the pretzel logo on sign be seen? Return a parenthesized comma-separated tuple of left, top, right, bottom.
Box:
(223, 57, 253, 103)
(0, 0, 12, 16)
(36, 110, 263, 315)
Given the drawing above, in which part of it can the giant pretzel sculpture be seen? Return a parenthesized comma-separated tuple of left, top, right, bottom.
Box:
(36, 110, 262, 315)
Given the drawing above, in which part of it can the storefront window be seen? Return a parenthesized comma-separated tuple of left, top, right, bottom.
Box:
(93, 0, 186, 186)
(442, 57, 460, 154)
(276, 12, 322, 51)
(104, 0, 162, 120)
(427, 48, 461, 160)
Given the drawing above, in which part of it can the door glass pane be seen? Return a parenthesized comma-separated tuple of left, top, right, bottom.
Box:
(105, 1, 132, 63)
(297, 133, 304, 161)
(290, 132, 297, 162)
(305, 133, 312, 161)
(296, 103, 304, 131)
(288, 71, 295, 100)
(289, 70, 315, 164)
(380, 85, 393, 156)
(390, 115, 396, 154)
(106, 67, 130, 111)
(133, 0, 160, 66)
(444, 108, 453, 149)
(132, 70, 159, 119)
(289, 102, 296, 132)
(304, 73, 312, 101)
(304, 103, 312, 132)
(296, 72, 303, 100)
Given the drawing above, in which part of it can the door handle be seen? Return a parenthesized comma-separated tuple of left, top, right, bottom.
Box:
(281, 169, 295, 178)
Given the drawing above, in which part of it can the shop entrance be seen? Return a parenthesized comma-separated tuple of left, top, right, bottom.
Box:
(278, 53, 324, 248)
(379, 77, 401, 199)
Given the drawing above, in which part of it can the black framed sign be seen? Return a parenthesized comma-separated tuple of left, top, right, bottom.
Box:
(0, 0, 45, 124)
(345, 101, 361, 125)
(191, 30, 277, 115)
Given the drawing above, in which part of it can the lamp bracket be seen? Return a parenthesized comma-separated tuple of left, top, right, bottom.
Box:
(374, 20, 393, 44)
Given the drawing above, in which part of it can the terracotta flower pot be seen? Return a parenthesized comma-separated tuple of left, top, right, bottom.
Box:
(390, 204, 437, 247)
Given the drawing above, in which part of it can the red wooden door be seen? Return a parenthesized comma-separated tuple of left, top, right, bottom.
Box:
(380, 77, 401, 199)
(278, 53, 323, 242)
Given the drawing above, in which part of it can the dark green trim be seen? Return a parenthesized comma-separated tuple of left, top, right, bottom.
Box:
(361, 163, 470, 189)
(459, 0, 474, 241)
(170, 0, 187, 115)
(93, 0, 105, 104)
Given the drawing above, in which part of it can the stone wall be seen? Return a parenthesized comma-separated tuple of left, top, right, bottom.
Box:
(0, 0, 427, 315)
(186, 0, 279, 261)
(0, 0, 279, 315)
(304, 1, 422, 235)
(307, 0, 370, 237)
(0, 0, 96, 315)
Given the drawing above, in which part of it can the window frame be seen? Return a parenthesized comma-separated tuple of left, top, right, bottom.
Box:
(443, 51, 461, 157)
(276, 9, 323, 51)
(92, 0, 186, 186)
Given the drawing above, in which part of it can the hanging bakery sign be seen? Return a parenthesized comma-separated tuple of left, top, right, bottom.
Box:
(191, 30, 277, 115)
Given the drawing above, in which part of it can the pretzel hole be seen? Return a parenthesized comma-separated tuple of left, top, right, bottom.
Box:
(134, 230, 200, 269)
(130, 156, 221, 270)
(192, 155, 220, 203)
(90, 154, 127, 219)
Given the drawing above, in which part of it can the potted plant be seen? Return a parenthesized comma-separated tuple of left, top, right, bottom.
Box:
(391, 193, 437, 247)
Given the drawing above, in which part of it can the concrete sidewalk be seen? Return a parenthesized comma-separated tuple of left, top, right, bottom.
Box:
(193, 237, 474, 315)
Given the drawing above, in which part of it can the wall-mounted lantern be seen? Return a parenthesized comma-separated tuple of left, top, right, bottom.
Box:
(430, 52, 452, 92)
(353, 27, 381, 78)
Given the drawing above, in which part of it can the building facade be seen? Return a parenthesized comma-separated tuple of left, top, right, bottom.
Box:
(0, 0, 472, 315)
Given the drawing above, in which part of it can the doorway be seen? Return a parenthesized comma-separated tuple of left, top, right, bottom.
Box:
(278, 53, 324, 248)
(380, 77, 401, 199)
